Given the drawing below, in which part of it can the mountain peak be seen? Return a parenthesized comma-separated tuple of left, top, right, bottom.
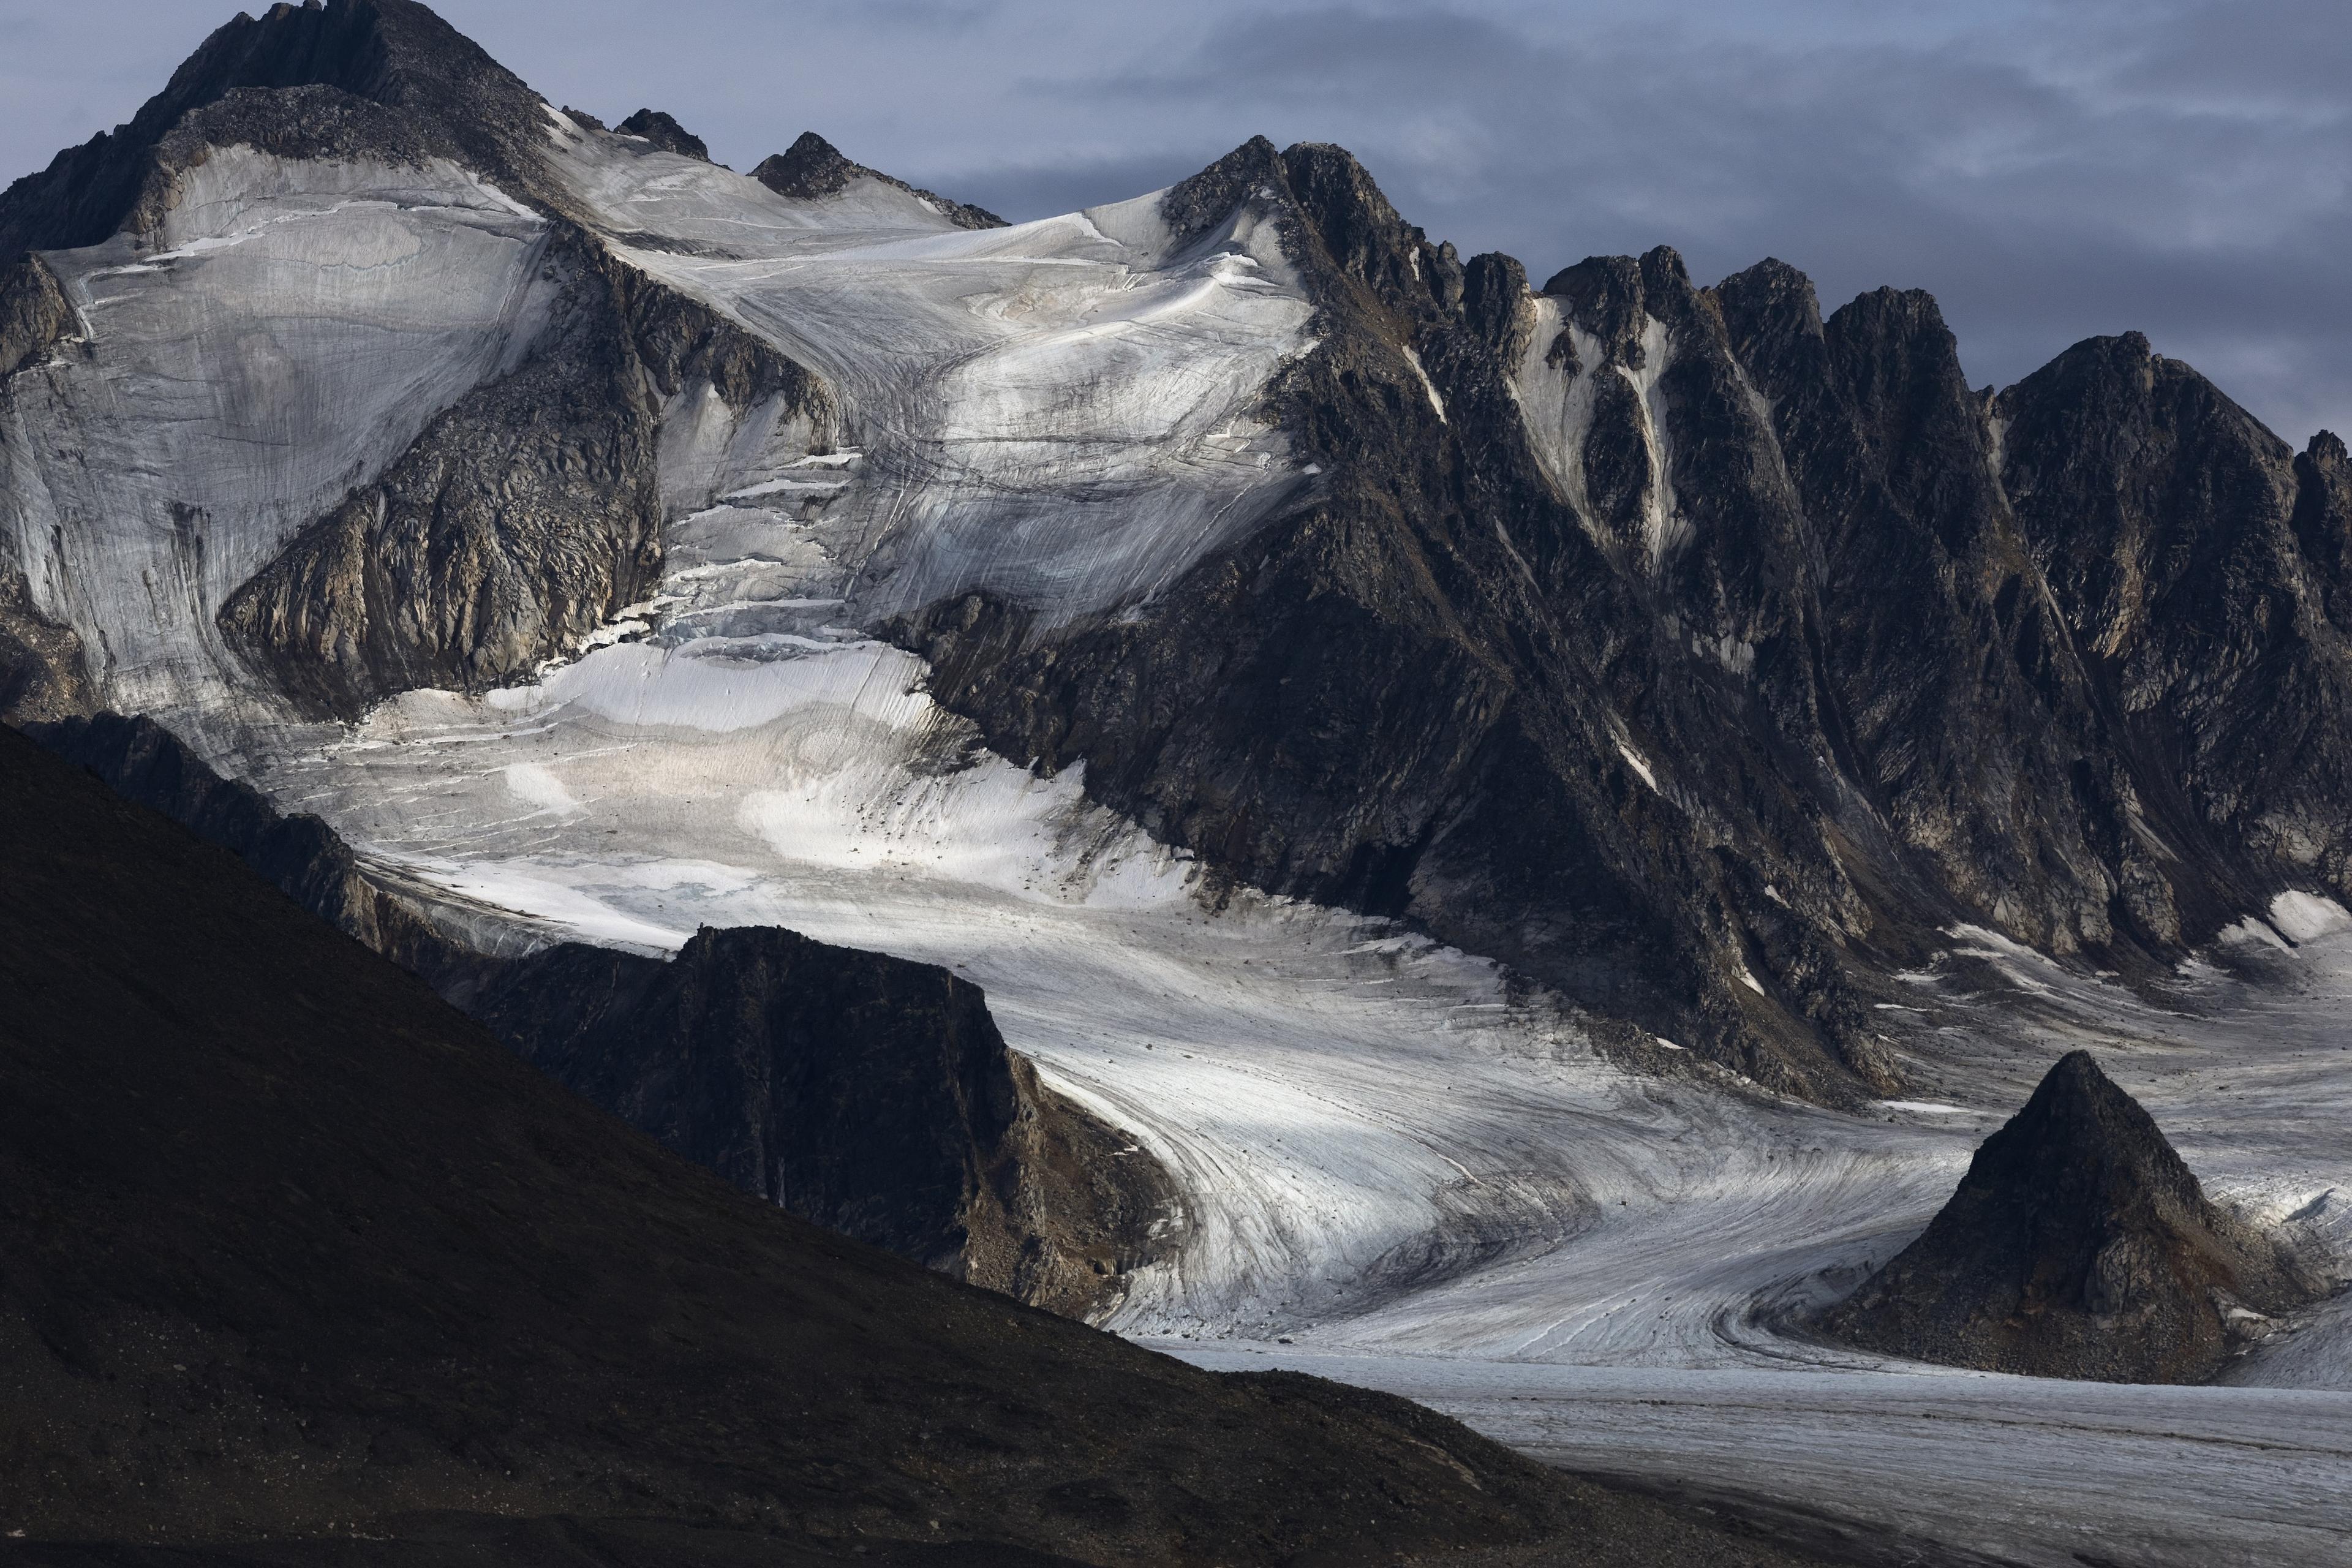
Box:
(614, 107, 709, 162)
(750, 129, 858, 197)
(750, 130, 1004, 229)
(1823, 1050, 2313, 1382)
(0, 0, 549, 264)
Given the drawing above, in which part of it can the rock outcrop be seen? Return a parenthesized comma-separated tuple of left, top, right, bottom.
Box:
(448, 926, 1181, 1320)
(28, 712, 1171, 1319)
(1822, 1050, 2317, 1382)
(614, 107, 708, 162)
(0, 554, 93, 726)
(751, 130, 1007, 229)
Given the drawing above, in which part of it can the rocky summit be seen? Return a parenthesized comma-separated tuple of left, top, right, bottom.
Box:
(1822, 1050, 2318, 1382)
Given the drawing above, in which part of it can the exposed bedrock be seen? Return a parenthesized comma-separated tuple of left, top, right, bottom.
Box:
(444, 929, 1181, 1322)
(0, 553, 95, 727)
(904, 141, 1910, 1099)
(0, 255, 72, 379)
(613, 107, 709, 162)
(216, 229, 831, 720)
(25, 712, 1171, 1319)
(902, 135, 2352, 1101)
(1998, 338, 2352, 918)
(750, 130, 1008, 229)
(1821, 1050, 2321, 1382)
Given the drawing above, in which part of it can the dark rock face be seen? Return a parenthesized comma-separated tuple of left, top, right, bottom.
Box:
(615, 108, 709, 162)
(2291, 431, 2352, 628)
(752, 130, 1008, 230)
(26, 713, 1170, 1319)
(902, 141, 1904, 1098)
(1999, 339, 2352, 918)
(217, 236, 831, 720)
(0, 721, 1834, 1567)
(1822, 1051, 2316, 1382)
(0, 255, 72, 379)
(903, 136, 2352, 1100)
(0, 555, 94, 726)
(449, 927, 1180, 1320)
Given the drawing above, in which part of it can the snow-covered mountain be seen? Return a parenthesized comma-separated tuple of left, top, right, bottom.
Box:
(5, 3, 2351, 1561)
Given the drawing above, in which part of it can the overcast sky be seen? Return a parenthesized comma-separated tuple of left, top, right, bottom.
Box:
(4, 1, 2346, 443)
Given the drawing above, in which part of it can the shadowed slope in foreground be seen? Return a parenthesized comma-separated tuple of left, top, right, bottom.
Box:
(0, 722, 1828, 1567)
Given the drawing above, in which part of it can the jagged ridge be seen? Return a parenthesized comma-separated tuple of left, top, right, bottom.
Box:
(903, 134, 2352, 1098)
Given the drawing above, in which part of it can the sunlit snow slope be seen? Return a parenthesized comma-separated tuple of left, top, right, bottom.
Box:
(7, 107, 2350, 1568)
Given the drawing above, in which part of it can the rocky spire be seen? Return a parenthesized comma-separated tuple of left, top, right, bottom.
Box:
(750, 130, 1006, 230)
(1823, 1050, 2315, 1381)
(614, 107, 708, 162)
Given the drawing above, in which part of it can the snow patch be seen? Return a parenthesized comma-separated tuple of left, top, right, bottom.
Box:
(2269, 891, 2351, 944)
(1402, 345, 1447, 423)
(502, 762, 584, 816)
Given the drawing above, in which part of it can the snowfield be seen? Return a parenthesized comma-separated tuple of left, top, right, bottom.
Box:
(7, 129, 2348, 1564)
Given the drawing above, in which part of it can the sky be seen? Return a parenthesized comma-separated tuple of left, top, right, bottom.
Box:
(3, 0, 2346, 443)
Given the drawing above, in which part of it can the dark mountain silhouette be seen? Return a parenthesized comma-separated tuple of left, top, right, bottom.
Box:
(1822, 1050, 2318, 1382)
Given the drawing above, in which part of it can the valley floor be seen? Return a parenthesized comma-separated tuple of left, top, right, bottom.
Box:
(223, 634, 2352, 1568)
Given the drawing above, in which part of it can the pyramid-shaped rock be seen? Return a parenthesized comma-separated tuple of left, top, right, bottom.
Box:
(615, 107, 709, 161)
(1823, 1051, 2312, 1382)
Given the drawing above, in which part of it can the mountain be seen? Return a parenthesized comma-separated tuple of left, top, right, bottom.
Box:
(614, 108, 709, 163)
(7, 5, 2352, 1556)
(0, 720, 1839, 1567)
(905, 156, 2352, 1100)
(1821, 1051, 2318, 1382)
(12, 0, 2344, 1105)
